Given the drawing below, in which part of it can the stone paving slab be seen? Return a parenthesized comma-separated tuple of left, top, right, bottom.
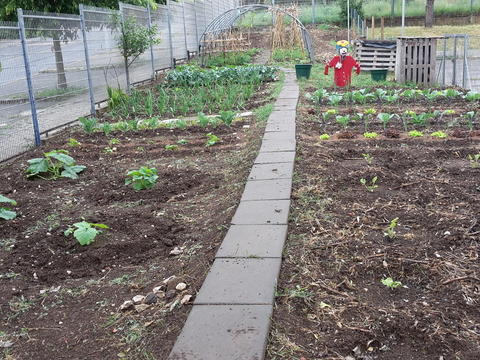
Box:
(274, 98, 299, 107)
(231, 200, 290, 225)
(264, 121, 295, 133)
(241, 178, 292, 201)
(254, 151, 296, 164)
(277, 90, 299, 99)
(260, 138, 295, 152)
(216, 224, 288, 258)
(267, 110, 297, 122)
(194, 258, 282, 305)
(262, 131, 295, 141)
(248, 162, 294, 181)
(168, 304, 272, 360)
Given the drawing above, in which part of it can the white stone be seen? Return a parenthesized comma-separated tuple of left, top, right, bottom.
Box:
(175, 282, 187, 291)
(180, 294, 193, 305)
(132, 295, 145, 304)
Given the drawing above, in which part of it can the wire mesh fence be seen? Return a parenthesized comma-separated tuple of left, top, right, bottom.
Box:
(0, 0, 239, 163)
(0, 21, 36, 161)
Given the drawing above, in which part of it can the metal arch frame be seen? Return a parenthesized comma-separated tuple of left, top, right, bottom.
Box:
(199, 4, 315, 63)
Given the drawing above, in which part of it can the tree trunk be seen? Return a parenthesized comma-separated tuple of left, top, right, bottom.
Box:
(425, 0, 435, 28)
(124, 57, 131, 94)
(52, 34, 68, 89)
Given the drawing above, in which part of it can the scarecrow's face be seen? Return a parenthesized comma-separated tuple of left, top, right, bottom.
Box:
(339, 47, 348, 56)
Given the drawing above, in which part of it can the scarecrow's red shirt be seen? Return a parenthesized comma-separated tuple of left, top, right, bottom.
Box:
(324, 55, 361, 87)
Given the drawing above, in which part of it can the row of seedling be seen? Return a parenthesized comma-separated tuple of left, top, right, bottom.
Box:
(319, 109, 478, 131)
(78, 111, 239, 136)
(306, 87, 480, 110)
(107, 64, 278, 119)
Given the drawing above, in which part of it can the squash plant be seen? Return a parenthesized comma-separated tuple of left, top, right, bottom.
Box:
(0, 195, 17, 220)
(125, 166, 158, 190)
(64, 221, 109, 246)
(26, 150, 86, 180)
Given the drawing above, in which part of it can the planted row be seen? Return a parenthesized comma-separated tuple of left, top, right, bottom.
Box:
(306, 87, 480, 110)
(78, 110, 239, 136)
(317, 108, 478, 131)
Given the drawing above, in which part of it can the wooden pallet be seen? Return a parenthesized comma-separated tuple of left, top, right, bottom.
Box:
(353, 39, 396, 71)
(395, 37, 441, 86)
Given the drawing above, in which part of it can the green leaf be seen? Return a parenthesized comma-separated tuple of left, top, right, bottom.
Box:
(74, 227, 99, 246)
(0, 208, 16, 220)
(0, 195, 16, 205)
(47, 152, 74, 166)
(61, 165, 86, 179)
(26, 158, 49, 176)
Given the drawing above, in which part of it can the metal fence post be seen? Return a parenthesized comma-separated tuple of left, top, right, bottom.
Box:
(194, 0, 199, 51)
(17, 8, 41, 146)
(463, 35, 468, 89)
(182, 0, 189, 58)
(79, 5, 96, 117)
(167, 0, 175, 69)
(147, 1, 156, 80)
(312, 0, 315, 24)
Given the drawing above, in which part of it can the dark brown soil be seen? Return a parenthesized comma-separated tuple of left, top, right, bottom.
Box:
(0, 116, 269, 359)
(265, 26, 480, 360)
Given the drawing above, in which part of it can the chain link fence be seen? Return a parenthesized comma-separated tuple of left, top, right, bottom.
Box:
(0, 0, 238, 163)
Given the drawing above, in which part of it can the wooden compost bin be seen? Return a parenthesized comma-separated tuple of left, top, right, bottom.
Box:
(395, 37, 442, 86)
(353, 39, 397, 71)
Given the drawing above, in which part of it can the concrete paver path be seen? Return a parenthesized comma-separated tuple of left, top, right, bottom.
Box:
(168, 69, 298, 360)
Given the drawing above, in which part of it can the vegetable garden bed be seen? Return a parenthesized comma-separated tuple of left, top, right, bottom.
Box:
(267, 83, 480, 359)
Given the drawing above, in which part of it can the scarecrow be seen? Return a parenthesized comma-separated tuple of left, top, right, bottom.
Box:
(324, 40, 361, 87)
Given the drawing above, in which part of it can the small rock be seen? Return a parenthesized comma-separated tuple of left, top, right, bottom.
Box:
(167, 276, 185, 292)
(132, 295, 145, 304)
(144, 292, 158, 305)
(175, 282, 187, 291)
(119, 300, 134, 311)
(66, 270, 72, 275)
(152, 285, 166, 293)
(134, 304, 150, 313)
(162, 275, 176, 284)
(180, 294, 193, 305)
(166, 289, 177, 302)
(169, 247, 183, 256)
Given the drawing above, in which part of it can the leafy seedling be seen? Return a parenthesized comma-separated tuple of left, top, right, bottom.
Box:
(0, 195, 17, 220)
(431, 131, 447, 138)
(468, 154, 480, 168)
(197, 112, 211, 128)
(64, 221, 109, 246)
(408, 130, 423, 137)
(26, 150, 86, 180)
(68, 138, 81, 147)
(319, 134, 330, 140)
(125, 167, 158, 190)
(216, 111, 237, 127)
(177, 139, 188, 145)
(362, 153, 373, 164)
(381, 277, 405, 290)
(78, 116, 98, 135)
(206, 133, 220, 147)
(384, 217, 399, 239)
(363, 132, 378, 138)
(165, 144, 179, 151)
(360, 176, 378, 192)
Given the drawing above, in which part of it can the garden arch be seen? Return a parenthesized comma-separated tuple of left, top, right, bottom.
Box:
(199, 4, 315, 63)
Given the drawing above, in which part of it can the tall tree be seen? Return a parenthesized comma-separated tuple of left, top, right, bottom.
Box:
(425, 0, 435, 28)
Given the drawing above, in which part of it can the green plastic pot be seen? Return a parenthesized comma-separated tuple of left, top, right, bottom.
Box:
(295, 64, 313, 79)
(370, 69, 388, 81)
